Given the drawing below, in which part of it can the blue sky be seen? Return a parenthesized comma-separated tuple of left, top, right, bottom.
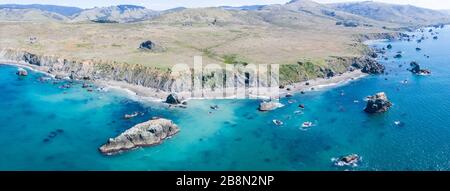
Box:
(0, 0, 449, 10)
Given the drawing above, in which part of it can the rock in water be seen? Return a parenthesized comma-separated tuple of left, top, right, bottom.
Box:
(139, 40, 155, 50)
(409, 61, 421, 73)
(166, 93, 181, 104)
(409, 61, 431, 75)
(16, 68, 28, 76)
(259, 101, 284, 111)
(364, 92, 393, 113)
(99, 118, 180, 155)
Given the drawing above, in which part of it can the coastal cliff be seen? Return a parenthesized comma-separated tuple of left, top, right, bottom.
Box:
(356, 32, 402, 42)
(0, 44, 388, 97)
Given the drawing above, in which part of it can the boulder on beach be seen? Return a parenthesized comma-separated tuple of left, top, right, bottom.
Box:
(259, 101, 284, 112)
(16, 68, 28, 76)
(165, 93, 181, 104)
(364, 92, 392, 113)
(99, 118, 180, 155)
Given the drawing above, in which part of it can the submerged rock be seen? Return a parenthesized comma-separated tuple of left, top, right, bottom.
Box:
(124, 112, 139, 120)
(82, 83, 90, 88)
(99, 118, 180, 155)
(165, 93, 181, 104)
(364, 92, 392, 113)
(333, 154, 361, 167)
(394, 54, 402, 59)
(259, 101, 284, 112)
(16, 68, 28, 76)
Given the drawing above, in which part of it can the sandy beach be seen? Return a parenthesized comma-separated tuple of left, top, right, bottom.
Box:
(279, 70, 368, 97)
(0, 60, 368, 101)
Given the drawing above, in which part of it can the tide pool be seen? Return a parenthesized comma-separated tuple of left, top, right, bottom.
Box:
(0, 26, 450, 171)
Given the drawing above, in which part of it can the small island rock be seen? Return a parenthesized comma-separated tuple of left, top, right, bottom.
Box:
(99, 118, 180, 155)
(166, 93, 181, 104)
(409, 61, 431, 75)
(364, 92, 392, 113)
(259, 101, 284, 111)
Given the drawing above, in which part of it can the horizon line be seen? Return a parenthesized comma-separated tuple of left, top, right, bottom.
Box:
(0, 0, 446, 11)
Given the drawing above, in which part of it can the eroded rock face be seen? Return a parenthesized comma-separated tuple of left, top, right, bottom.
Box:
(360, 57, 385, 74)
(259, 101, 284, 111)
(364, 92, 392, 113)
(166, 93, 181, 104)
(99, 118, 180, 155)
(22, 52, 41, 66)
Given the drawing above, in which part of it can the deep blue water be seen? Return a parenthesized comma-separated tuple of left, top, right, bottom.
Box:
(0, 26, 449, 171)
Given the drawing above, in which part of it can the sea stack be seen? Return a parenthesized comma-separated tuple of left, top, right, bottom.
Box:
(16, 68, 28, 76)
(409, 61, 431, 75)
(364, 92, 392, 113)
(99, 118, 180, 155)
(166, 93, 182, 104)
(259, 101, 284, 111)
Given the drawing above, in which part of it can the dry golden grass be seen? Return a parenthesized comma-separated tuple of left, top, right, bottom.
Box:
(0, 17, 388, 69)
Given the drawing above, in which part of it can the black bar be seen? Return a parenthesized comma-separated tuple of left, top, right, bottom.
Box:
(0, 171, 449, 190)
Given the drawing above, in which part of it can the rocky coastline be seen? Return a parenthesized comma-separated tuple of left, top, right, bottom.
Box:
(0, 41, 392, 101)
(0, 31, 405, 156)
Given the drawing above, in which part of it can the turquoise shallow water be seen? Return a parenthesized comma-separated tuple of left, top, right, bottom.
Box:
(1, 26, 450, 171)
